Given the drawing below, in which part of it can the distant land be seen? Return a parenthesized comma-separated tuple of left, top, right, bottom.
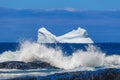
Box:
(0, 7, 120, 42)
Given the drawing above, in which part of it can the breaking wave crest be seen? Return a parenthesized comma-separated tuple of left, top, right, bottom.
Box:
(0, 41, 120, 69)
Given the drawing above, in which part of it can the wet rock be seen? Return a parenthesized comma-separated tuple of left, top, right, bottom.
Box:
(0, 61, 58, 69)
(0, 61, 30, 69)
(11, 77, 37, 80)
(28, 61, 58, 69)
(38, 68, 120, 80)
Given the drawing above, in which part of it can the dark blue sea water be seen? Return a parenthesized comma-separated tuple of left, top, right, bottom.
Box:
(0, 43, 20, 54)
(0, 43, 120, 55)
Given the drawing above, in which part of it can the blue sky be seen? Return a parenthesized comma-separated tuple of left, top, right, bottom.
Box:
(0, 0, 120, 10)
(0, 0, 120, 42)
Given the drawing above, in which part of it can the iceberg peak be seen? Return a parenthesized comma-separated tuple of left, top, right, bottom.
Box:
(77, 27, 82, 30)
(38, 27, 57, 43)
(39, 27, 48, 32)
(38, 27, 53, 35)
(75, 27, 86, 33)
(37, 27, 94, 43)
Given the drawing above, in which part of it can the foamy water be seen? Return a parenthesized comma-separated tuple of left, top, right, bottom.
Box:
(0, 68, 61, 79)
(0, 41, 120, 69)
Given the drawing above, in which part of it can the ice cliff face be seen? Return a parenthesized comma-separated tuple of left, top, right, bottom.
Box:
(37, 27, 93, 43)
(37, 27, 57, 43)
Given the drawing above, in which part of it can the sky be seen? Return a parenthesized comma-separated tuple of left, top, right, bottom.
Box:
(0, 0, 120, 10)
(0, 0, 120, 42)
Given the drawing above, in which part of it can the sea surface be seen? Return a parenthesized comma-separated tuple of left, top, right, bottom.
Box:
(0, 42, 120, 80)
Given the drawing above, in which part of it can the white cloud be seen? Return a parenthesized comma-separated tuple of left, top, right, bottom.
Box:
(64, 7, 77, 12)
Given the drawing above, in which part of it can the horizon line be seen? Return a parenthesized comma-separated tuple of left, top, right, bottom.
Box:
(0, 7, 119, 12)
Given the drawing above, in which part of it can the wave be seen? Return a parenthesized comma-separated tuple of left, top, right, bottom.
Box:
(0, 41, 120, 69)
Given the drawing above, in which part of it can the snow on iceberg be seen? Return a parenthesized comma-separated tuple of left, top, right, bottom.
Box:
(37, 27, 58, 43)
(37, 27, 94, 43)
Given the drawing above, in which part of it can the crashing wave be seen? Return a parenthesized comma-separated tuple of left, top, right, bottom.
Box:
(0, 41, 120, 69)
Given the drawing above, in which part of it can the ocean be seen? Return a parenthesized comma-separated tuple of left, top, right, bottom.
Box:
(0, 41, 120, 80)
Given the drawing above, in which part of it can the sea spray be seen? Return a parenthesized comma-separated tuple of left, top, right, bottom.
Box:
(0, 41, 120, 69)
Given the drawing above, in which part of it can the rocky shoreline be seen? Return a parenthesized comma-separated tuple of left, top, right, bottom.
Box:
(0, 61, 58, 69)
(0, 61, 120, 80)
(5, 68, 120, 80)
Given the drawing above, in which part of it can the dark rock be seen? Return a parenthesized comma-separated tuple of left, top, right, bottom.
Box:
(0, 61, 30, 69)
(11, 77, 37, 80)
(38, 68, 120, 80)
(0, 61, 58, 69)
(28, 61, 58, 69)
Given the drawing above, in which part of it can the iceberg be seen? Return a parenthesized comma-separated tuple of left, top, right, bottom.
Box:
(37, 27, 93, 43)
(37, 27, 57, 43)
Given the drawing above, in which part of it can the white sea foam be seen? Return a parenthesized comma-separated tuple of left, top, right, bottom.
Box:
(0, 69, 56, 79)
(0, 41, 120, 69)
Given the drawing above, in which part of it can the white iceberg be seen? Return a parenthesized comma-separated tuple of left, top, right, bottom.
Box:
(37, 27, 57, 43)
(37, 27, 93, 43)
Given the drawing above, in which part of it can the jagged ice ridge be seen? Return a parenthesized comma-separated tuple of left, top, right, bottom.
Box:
(37, 27, 94, 43)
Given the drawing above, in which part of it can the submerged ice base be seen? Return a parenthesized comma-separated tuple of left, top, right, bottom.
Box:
(37, 27, 93, 43)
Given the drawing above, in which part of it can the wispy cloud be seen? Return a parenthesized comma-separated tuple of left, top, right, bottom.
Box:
(64, 7, 77, 12)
